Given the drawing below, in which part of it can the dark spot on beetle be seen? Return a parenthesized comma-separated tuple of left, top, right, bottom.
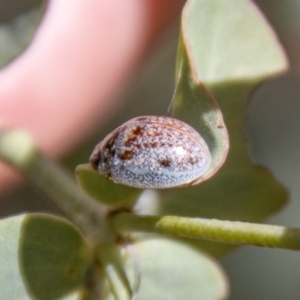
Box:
(160, 158, 171, 167)
(119, 150, 134, 160)
(132, 126, 143, 135)
(188, 157, 197, 165)
(109, 148, 115, 156)
(143, 142, 158, 148)
(105, 139, 116, 155)
(125, 140, 133, 147)
(89, 152, 100, 169)
(124, 126, 144, 145)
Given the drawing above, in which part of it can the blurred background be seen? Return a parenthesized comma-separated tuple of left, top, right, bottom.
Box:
(1, 1, 300, 299)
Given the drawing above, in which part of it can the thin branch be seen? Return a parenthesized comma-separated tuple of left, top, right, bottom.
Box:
(97, 243, 133, 300)
(0, 130, 109, 242)
(111, 212, 300, 251)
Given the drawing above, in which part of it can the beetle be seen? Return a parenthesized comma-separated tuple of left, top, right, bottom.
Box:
(90, 116, 211, 189)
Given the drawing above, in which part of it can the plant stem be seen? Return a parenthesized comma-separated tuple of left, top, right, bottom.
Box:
(111, 212, 300, 251)
(0, 130, 110, 242)
(2, 130, 300, 251)
(97, 243, 133, 300)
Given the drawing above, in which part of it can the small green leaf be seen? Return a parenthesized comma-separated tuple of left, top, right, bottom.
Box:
(114, 238, 228, 300)
(0, 215, 32, 300)
(0, 1, 46, 69)
(159, 0, 288, 256)
(173, 37, 229, 184)
(19, 214, 89, 300)
(183, 0, 288, 83)
(0, 213, 89, 300)
(76, 164, 142, 207)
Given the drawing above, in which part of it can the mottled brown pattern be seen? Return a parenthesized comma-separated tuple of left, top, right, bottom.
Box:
(89, 116, 211, 188)
(160, 158, 171, 167)
(118, 150, 134, 160)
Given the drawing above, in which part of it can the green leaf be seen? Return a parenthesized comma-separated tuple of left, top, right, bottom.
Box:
(183, 0, 288, 83)
(110, 238, 228, 300)
(0, 214, 89, 300)
(158, 0, 288, 256)
(0, 215, 31, 300)
(173, 37, 229, 184)
(20, 214, 89, 300)
(76, 164, 142, 208)
(0, 1, 46, 69)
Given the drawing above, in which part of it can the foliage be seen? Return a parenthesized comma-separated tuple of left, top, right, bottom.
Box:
(0, 0, 292, 299)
